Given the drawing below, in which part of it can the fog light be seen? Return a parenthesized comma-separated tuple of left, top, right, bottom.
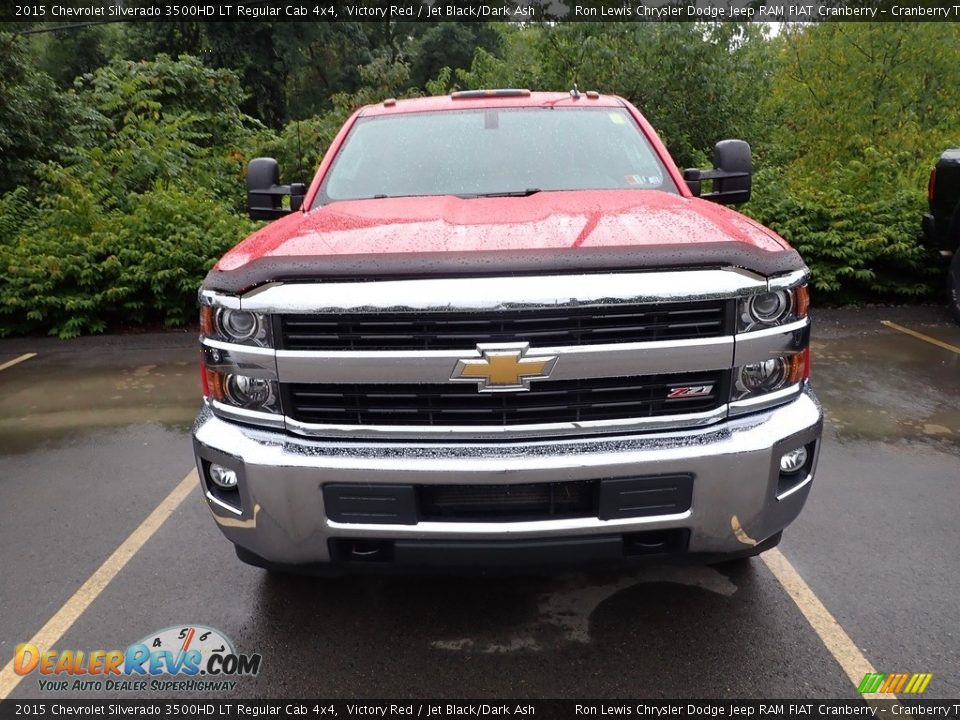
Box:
(209, 464, 238, 489)
(779, 447, 809, 474)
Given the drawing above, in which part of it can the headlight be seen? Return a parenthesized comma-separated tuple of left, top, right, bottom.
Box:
(737, 357, 788, 395)
(738, 284, 809, 332)
(218, 309, 259, 342)
(224, 374, 275, 409)
(204, 369, 281, 414)
(747, 291, 791, 325)
(732, 351, 808, 402)
(200, 305, 272, 347)
(199, 292, 280, 423)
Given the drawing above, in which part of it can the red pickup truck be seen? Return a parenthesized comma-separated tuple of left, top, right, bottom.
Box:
(192, 90, 821, 573)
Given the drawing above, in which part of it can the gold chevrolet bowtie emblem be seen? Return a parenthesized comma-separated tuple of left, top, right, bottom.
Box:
(451, 343, 558, 392)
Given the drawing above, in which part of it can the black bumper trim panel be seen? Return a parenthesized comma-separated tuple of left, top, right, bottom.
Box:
(323, 484, 418, 525)
(598, 474, 694, 520)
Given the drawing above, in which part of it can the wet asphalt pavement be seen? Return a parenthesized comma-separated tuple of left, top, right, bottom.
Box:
(0, 306, 958, 700)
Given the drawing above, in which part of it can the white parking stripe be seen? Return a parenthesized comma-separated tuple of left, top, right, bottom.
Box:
(762, 548, 896, 701)
(0, 469, 198, 700)
(0, 353, 37, 373)
(881, 320, 960, 355)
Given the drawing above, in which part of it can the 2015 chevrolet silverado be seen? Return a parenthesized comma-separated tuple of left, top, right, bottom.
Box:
(192, 90, 822, 573)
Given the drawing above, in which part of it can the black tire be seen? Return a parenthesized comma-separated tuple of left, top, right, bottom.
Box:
(948, 250, 960, 325)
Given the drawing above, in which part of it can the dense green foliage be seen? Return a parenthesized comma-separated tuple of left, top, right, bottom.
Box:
(0, 32, 82, 195)
(1, 21, 957, 336)
(745, 23, 958, 300)
(0, 51, 258, 336)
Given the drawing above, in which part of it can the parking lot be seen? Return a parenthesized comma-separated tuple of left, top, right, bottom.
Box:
(1, 305, 958, 700)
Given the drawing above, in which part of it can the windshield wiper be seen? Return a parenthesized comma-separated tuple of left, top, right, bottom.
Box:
(466, 188, 543, 198)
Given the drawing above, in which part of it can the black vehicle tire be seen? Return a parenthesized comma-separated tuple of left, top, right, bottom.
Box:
(949, 250, 960, 325)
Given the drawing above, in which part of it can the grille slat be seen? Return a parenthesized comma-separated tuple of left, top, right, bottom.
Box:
(284, 371, 725, 427)
(279, 300, 728, 351)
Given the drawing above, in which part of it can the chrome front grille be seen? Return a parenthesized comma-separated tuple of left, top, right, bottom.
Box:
(277, 300, 730, 351)
(207, 269, 789, 439)
(282, 371, 727, 427)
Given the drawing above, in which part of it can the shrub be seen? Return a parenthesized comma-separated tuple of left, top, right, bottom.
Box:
(745, 158, 939, 304)
(0, 180, 255, 337)
(0, 55, 268, 337)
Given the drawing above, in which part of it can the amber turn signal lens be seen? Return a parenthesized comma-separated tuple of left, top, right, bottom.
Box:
(204, 367, 226, 402)
(200, 305, 215, 337)
(786, 348, 809, 384)
(792, 285, 810, 318)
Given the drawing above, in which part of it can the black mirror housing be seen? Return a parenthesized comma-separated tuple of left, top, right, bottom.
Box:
(683, 168, 702, 197)
(246, 158, 306, 220)
(684, 140, 752, 206)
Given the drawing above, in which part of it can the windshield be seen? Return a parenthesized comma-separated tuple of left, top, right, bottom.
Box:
(315, 107, 677, 206)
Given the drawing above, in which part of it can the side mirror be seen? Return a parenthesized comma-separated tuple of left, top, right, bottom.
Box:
(246, 157, 306, 220)
(684, 139, 752, 206)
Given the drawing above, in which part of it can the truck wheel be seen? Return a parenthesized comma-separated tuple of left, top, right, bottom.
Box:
(948, 251, 960, 325)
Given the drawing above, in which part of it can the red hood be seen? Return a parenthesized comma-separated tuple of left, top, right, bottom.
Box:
(217, 190, 788, 271)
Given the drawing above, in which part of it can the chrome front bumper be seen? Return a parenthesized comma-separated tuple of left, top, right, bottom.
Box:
(192, 387, 822, 568)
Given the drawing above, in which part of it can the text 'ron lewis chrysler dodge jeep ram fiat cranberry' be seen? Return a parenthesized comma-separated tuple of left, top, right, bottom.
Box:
(192, 90, 822, 574)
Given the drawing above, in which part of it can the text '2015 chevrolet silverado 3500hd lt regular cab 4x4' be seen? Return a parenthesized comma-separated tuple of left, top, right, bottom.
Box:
(192, 90, 822, 573)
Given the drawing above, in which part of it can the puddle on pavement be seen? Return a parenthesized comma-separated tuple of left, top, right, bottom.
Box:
(0, 361, 198, 454)
(428, 564, 739, 653)
(813, 334, 960, 446)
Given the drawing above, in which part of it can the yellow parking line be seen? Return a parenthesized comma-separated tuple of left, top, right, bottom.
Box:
(0, 469, 198, 700)
(881, 320, 960, 355)
(0, 353, 37, 372)
(762, 548, 897, 702)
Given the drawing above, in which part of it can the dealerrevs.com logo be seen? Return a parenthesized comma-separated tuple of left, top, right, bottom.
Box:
(14, 625, 262, 693)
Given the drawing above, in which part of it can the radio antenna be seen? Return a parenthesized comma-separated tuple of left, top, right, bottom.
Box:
(296, 119, 305, 182)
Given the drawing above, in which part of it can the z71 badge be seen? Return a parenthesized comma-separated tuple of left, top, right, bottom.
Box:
(667, 385, 714, 399)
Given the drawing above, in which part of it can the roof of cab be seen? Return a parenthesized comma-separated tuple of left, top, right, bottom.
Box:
(359, 91, 625, 117)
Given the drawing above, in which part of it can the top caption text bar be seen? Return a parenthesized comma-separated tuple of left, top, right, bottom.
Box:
(3, 0, 959, 23)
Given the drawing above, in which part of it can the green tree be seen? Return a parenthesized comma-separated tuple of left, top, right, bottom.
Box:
(408, 22, 501, 90)
(0, 55, 266, 337)
(743, 23, 959, 301)
(0, 31, 80, 194)
(32, 21, 118, 86)
(123, 21, 381, 126)
(762, 23, 960, 177)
